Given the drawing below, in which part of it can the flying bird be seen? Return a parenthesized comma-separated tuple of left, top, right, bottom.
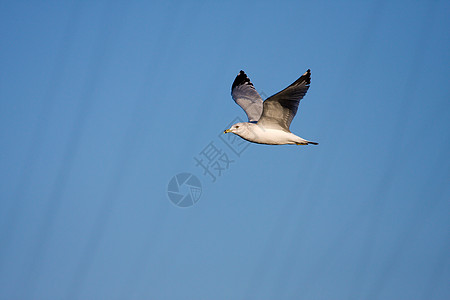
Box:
(224, 69, 318, 146)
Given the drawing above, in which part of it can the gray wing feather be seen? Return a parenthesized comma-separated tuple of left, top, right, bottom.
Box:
(231, 71, 263, 122)
(257, 69, 311, 132)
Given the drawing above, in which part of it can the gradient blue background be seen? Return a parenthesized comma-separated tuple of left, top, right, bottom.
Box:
(0, 1, 449, 299)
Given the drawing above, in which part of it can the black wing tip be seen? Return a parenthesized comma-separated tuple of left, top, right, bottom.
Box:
(291, 68, 311, 86)
(303, 69, 311, 84)
(232, 70, 253, 91)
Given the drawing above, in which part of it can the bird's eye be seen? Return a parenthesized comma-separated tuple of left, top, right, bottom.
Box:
(236, 126, 239, 128)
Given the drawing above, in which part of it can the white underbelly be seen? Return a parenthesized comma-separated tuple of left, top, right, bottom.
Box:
(242, 126, 300, 145)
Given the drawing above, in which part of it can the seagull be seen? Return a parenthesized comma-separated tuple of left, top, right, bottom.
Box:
(224, 69, 318, 146)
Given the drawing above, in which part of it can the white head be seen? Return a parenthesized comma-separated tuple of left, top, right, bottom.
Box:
(223, 122, 249, 136)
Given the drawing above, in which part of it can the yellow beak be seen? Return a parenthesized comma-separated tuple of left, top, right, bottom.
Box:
(224, 129, 231, 133)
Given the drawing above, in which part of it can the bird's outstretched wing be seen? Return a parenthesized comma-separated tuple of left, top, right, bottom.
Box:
(231, 70, 263, 123)
(257, 69, 311, 132)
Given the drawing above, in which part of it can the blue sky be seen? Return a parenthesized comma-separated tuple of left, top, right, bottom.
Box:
(0, 1, 449, 299)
